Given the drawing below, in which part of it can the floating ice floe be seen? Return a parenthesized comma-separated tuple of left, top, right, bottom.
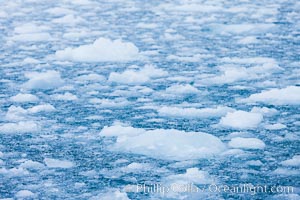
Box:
(51, 92, 78, 101)
(100, 125, 226, 161)
(5, 106, 28, 121)
(0, 167, 29, 177)
(198, 61, 282, 85)
(28, 104, 56, 113)
(52, 14, 85, 25)
(22, 57, 40, 64)
(55, 38, 140, 62)
(75, 73, 106, 82)
(89, 98, 130, 108)
(44, 158, 74, 168)
(15, 190, 35, 198)
(157, 3, 222, 13)
(22, 71, 64, 90)
(273, 168, 299, 176)
(19, 160, 45, 169)
(239, 86, 300, 105)
(228, 137, 265, 149)
(45, 7, 75, 16)
(109, 65, 167, 84)
(9, 23, 51, 42)
(245, 160, 263, 166)
(250, 107, 278, 116)
(158, 106, 234, 118)
(219, 110, 263, 129)
(0, 121, 40, 134)
(264, 123, 286, 130)
(158, 168, 218, 199)
(238, 36, 258, 44)
(90, 190, 130, 200)
(163, 168, 214, 185)
(165, 84, 199, 95)
(211, 23, 275, 35)
(280, 155, 300, 167)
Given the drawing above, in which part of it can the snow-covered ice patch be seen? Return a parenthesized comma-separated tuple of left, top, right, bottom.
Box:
(15, 190, 35, 198)
(0, 121, 40, 134)
(10, 93, 39, 103)
(19, 160, 45, 169)
(55, 38, 140, 62)
(219, 110, 263, 129)
(23, 71, 64, 90)
(5, 106, 28, 121)
(108, 65, 167, 84)
(165, 84, 199, 95)
(264, 123, 286, 130)
(163, 168, 214, 184)
(90, 190, 130, 200)
(228, 137, 265, 149)
(158, 106, 234, 118)
(212, 24, 275, 35)
(100, 125, 226, 161)
(51, 92, 78, 101)
(28, 104, 56, 113)
(89, 98, 130, 108)
(239, 86, 300, 105)
(76, 73, 106, 82)
(280, 155, 300, 167)
(44, 158, 74, 168)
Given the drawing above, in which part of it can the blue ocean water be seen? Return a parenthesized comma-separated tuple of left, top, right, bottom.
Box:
(0, 0, 299, 199)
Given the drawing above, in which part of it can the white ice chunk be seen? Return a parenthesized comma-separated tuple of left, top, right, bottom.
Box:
(240, 86, 300, 105)
(158, 106, 235, 118)
(28, 104, 56, 113)
(109, 65, 167, 84)
(0, 121, 40, 134)
(238, 36, 258, 44)
(10, 33, 51, 42)
(165, 84, 199, 95)
(273, 168, 299, 176)
(199, 62, 282, 85)
(246, 160, 263, 166)
(280, 155, 300, 167)
(219, 110, 263, 129)
(5, 106, 28, 121)
(19, 160, 45, 169)
(15, 190, 35, 198)
(228, 137, 265, 149)
(159, 3, 221, 13)
(55, 38, 140, 62)
(10, 93, 38, 103)
(89, 98, 130, 108)
(23, 71, 64, 90)
(213, 24, 275, 34)
(22, 57, 40, 64)
(100, 125, 226, 161)
(101, 125, 145, 137)
(0, 167, 29, 177)
(76, 73, 106, 82)
(250, 107, 278, 116)
(90, 190, 130, 200)
(163, 168, 213, 184)
(44, 158, 74, 168)
(14, 23, 50, 34)
(51, 92, 78, 101)
(52, 14, 85, 25)
(46, 7, 75, 16)
(265, 123, 286, 130)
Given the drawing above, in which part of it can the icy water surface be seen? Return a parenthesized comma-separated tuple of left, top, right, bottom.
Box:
(0, 0, 299, 199)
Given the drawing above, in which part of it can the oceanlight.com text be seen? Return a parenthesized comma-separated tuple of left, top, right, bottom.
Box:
(125, 183, 294, 196)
